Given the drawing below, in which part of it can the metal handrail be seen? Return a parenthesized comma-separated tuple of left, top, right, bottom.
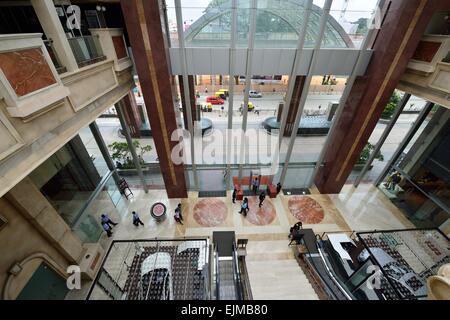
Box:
(232, 243, 243, 300)
(214, 244, 220, 300)
(316, 246, 353, 300)
(297, 235, 353, 300)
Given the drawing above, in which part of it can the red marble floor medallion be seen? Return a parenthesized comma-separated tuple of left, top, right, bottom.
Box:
(245, 197, 277, 226)
(193, 199, 227, 227)
(288, 196, 325, 224)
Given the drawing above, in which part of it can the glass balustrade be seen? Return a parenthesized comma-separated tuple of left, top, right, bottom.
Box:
(68, 35, 106, 68)
(43, 39, 67, 74)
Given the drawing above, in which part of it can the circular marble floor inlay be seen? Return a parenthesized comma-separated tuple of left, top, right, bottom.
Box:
(288, 196, 325, 224)
(193, 198, 228, 227)
(245, 197, 277, 226)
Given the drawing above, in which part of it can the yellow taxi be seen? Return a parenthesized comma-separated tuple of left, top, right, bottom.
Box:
(239, 102, 254, 112)
(214, 91, 227, 100)
(218, 89, 229, 97)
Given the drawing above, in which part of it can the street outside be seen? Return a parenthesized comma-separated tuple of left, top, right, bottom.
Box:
(86, 93, 428, 189)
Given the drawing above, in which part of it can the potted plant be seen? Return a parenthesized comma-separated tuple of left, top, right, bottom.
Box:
(355, 142, 384, 170)
(108, 140, 152, 173)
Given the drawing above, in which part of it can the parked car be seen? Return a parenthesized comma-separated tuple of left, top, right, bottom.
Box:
(218, 88, 229, 97)
(214, 91, 227, 100)
(249, 90, 262, 98)
(206, 96, 225, 105)
(239, 102, 255, 112)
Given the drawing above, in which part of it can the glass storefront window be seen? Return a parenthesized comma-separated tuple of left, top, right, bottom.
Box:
(29, 129, 128, 243)
(283, 165, 315, 189)
(387, 172, 449, 229)
(72, 174, 124, 243)
(79, 125, 109, 178)
(371, 105, 450, 231)
(29, 135, 103, 226)
(346, 93, 430, 185)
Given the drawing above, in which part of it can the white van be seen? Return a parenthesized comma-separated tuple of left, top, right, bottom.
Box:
(249, 90, 262, 98)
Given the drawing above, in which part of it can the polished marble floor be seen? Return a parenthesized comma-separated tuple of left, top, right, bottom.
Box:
(105, 183, 415, 242)
(84, 183, 417, 300)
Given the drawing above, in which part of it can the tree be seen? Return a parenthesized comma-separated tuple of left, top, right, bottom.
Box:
(353, 18, 369, 35)
(108, 140, 152, 169)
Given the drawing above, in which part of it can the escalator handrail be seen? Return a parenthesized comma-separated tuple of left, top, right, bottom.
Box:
(214, 244, 220, 300)
(232, 243, 243, 300)
(316, 245, 353, 300)
(298, 235, 353, 300)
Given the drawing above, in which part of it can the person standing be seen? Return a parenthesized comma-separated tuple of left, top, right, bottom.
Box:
(174, 203, 183, 224)
(102, 222, 113, 238)
(276, 182, 282, 194)
(259, 191, 266, 208)
(238, 198, 249, 216)
(232, 188, 237, 204)
(101, 214, 117, 228)
(252, 177, 259, 195)
(132, 211, 144, 227)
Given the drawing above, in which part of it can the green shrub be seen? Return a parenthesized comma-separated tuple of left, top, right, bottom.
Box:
(358, 142, 384, 164)
(381, 91, 401, 119)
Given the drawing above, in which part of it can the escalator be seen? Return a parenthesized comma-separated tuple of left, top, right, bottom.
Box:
(212, 232, 252, 300)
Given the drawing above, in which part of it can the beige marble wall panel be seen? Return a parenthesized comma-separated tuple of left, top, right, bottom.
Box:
(0, 197, 71, 299)
(62, 60, 118, 111)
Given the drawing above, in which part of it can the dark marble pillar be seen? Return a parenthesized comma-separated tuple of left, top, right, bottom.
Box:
(121, 0, 187, 198)
(284, 76, 306, 136)
(68, 135, 101, 190)
(179, 75, 199, 129)
(315, 0, 445, 194)
(121, 92, 142, 138)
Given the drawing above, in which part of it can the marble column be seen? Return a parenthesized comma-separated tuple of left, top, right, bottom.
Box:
(121, 0, 187, 198)
(283, 76, 306, 137)
(121, 92, 142, 138)
(31, 0, 78, 72)
(315, 0, 444, 194)
(179, 75, 199, 129)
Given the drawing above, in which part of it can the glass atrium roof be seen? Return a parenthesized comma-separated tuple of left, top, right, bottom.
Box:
(184, 0, 354, 48)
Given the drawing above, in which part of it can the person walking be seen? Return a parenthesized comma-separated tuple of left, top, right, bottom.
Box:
(174, 203, 183, 225)
(238, 198, 249, 216)
(276, 182, 282, 194)
(102, 222, 113, 238)
(132, 211, 144, 227)
(101, 214, 117, 228)
(252, 177, 259, 195)
(232, 188, 237, 204)
(258, 191, 266, 208)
